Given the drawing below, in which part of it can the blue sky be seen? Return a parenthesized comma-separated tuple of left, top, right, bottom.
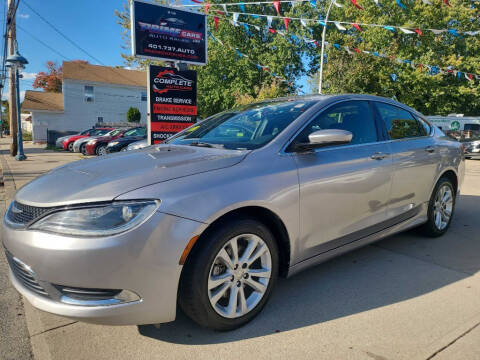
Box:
(2, 0, 311, 100)
(2, 0, 127, 100)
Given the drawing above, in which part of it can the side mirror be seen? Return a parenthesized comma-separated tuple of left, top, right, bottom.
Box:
(293, 129, 353, 152)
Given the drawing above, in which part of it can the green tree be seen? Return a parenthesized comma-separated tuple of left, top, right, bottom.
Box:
(115, 1, 324, 118)
(321, 0, 480, 115)
(127, 106, 141, 123)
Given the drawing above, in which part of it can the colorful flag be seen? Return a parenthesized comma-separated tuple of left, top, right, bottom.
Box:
(284, 18, 290, 29)
(400, 28, 415, 34)
(352, 23, 362, 31)
(239, 2, 245, 12)
(335, 22, 346, 30)
(214, 16, 219, 29)
(396, 0, 407, 9)
(273, 0, 281, 14)
(350, 0, 363, 9)
(267, 15, 273, 28)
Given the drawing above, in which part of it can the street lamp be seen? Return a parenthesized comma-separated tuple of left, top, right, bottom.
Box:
(5, 46, 28, 161)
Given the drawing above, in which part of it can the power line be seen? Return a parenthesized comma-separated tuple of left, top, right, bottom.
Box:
(17, 24, 71, 60)
(22, 0, 105, 65)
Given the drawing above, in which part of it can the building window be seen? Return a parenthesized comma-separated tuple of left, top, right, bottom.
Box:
(85, 85, 94, 103)
(141, 91, 147, 101)
(97, 117, 103, 123)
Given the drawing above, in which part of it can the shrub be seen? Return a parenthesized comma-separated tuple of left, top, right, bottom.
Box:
(127, 107, 141, 123)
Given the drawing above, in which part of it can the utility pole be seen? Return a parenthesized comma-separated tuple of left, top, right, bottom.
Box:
(7, 0, 17, 156)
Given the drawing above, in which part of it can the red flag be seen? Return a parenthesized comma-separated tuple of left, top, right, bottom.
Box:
(388, 55, 394, 60)
(284, 18, 290, 29)
(443, 0, 451, 6)
(205, 3, 210, 13)
(350, 0, 363, 9)
(352, 23, 362, 31)
(191, 0, 203, 3)
(216, 10, 225, 15)
(269, 28, 277, 34)
(418, 63, 423, 69)
(468, 73, 474, 80)
(313, 40, 319, 47)
(415, 28, 422, 36)
(273, 0, 281, 14)
(214, 16, 219, 29)
(354, 47, 361, 53)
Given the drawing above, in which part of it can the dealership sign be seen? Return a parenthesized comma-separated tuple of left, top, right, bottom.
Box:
(148, 65, 197, 144)
(130, 0, 207, 65)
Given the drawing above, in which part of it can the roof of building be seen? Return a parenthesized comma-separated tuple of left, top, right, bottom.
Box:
(22, 91, 64, 112)
(62, 61, 146, 87)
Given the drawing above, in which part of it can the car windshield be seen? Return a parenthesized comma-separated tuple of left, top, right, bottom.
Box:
(124, 128, 146, 137)
(166, 99, 317, 150)
(92, 129, 111, 136)
(106, 129, 121, 136)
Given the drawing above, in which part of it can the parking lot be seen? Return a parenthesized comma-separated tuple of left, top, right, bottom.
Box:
(1, 139, 480, 360)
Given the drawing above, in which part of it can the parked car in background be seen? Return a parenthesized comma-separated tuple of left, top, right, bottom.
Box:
(2, 95, 464, 331)
(459, 132, 480, 159)
(85, 128, 140, 156)
(75, 129, 121, 155)
(124, 139, 149, 152)
(62, 128, 114, 152)
(105, 127, 147, 153)
(55, 129, 92, 149)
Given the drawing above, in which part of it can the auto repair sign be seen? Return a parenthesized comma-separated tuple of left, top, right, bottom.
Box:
(148, 65, 197, 144)
(130, 0, 207, 65)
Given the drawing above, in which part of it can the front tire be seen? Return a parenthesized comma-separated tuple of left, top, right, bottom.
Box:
(80, 143, 87, 155)
(96, 145, 107, 156)
(421, 177, 456, 237)
(179, 218, 279, 331)
(67, 142, 74, 152)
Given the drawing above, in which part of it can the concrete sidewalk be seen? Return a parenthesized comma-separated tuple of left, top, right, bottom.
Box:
(1, 138, 480, 360)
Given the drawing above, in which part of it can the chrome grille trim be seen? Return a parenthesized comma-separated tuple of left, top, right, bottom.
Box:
(5, 250, 49, 297)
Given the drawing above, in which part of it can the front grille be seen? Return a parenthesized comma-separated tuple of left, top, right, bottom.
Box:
(54, 285, 121, 301)
(5, 251, 49, 296)
(6, 201, 54, 226)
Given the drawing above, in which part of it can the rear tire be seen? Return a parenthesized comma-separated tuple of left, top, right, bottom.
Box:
(420, 177, 456, 237)
(67, 142, 74, 152)
(179, 218, 279, 331)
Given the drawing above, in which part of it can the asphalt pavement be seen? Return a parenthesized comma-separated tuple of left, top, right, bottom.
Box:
(1, 138, 480, 360)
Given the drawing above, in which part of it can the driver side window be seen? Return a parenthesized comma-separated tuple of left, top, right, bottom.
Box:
(294, 101, 378, 146)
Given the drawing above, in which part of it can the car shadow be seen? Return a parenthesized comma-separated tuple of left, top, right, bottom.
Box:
(140, 194, 479, 345)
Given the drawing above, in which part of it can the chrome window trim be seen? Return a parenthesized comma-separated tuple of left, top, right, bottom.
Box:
(280, 98, 387, 155)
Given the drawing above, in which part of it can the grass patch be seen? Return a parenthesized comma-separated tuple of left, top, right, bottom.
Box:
(45, 144, 64, 152)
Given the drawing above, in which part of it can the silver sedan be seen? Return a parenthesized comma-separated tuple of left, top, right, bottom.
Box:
(2, 95, 464, 330)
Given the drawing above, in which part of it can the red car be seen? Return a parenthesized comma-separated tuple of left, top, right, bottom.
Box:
(84, 128, 129, 156)
(62, 128, 114, 151)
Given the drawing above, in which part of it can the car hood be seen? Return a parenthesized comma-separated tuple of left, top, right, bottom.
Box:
(67, 135, 87, 142)
(15, 145, 248, 207)
(75, 136, 95, 144)
(94, 135, 113, 142)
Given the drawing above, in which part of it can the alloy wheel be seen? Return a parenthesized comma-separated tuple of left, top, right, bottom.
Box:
(97, 146, 107, 156)
(207, 234, 272, 319)
(433, 185, 453, 230)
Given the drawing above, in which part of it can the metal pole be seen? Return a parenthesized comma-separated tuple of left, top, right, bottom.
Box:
(7, 0, 17, 155)
(318, 0, 334, 94)
(14, 66, 25, 160)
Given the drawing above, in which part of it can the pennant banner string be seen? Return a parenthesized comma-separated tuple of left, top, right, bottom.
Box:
(209, 13, 480, 82)
(179, 0, 474, 7)
(206, 12, 480, 37)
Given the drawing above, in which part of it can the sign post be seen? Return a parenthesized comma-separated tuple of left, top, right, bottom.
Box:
(148, 65, 197, 144)
(130, 0, 206, 144)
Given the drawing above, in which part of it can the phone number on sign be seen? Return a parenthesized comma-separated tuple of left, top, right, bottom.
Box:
(147, 44, 195, 54)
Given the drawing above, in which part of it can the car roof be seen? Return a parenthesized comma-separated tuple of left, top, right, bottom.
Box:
(261, 94, 422, 117)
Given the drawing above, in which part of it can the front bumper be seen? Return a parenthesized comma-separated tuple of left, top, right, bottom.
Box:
(72, 142, 84, 153)
(85, 143, 97, 155)
(2, 211, 205, 325)
(106, 144, 125, 153)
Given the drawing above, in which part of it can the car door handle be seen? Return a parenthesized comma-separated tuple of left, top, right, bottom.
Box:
(425, 146, 435, 153)
(371, 152, 388, 160)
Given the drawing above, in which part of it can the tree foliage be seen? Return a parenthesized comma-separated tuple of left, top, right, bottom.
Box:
(320, 0, 480, 115)
(127, 106, 141, 122)
(33, 60, 89, 93)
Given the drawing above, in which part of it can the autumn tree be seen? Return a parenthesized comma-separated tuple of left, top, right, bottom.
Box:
(33, 60, 89, 93)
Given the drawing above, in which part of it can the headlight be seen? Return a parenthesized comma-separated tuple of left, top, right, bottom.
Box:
(87, 139, 96, 145)
(29, 200, 159, 237)
(109, 141, 119, 146)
